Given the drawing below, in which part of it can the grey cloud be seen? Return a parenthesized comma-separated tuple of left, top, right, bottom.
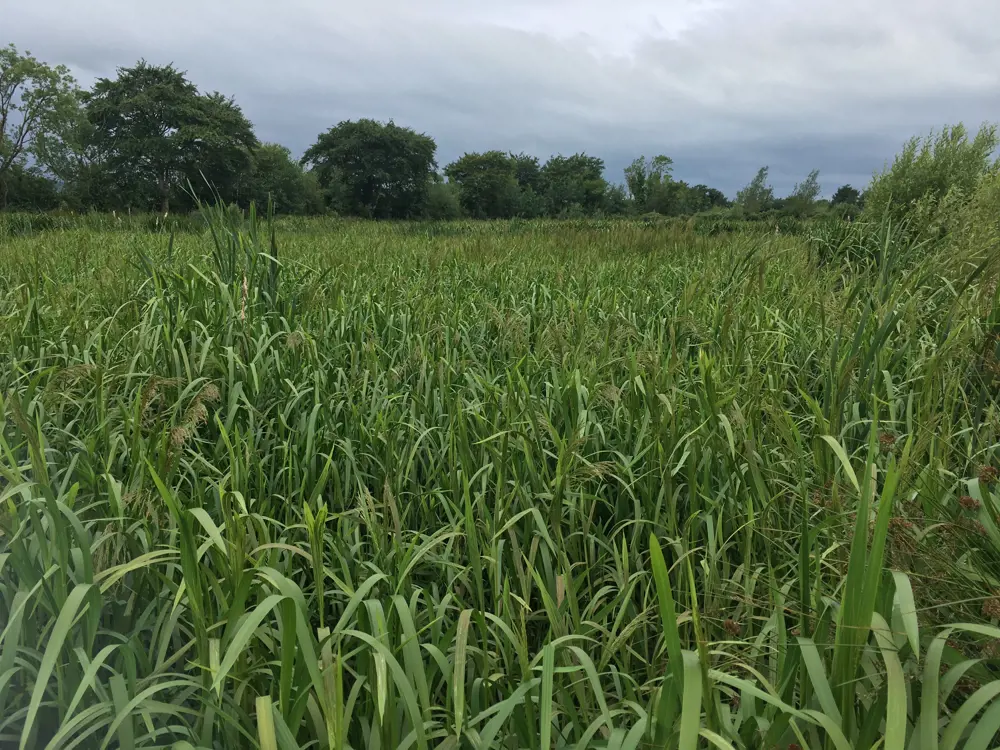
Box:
(4, 0, 999, 196)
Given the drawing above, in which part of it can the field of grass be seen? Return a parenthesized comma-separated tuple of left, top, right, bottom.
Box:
(1, 209, 1000, 749)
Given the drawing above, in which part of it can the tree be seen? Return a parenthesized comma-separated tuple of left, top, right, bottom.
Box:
(244, 143, 324, 215)
(785, 168, 821, 217)
(541, 153, 606, 216)
(791, 169, 821, 202)
(0, 44, 81, 207)
(691, 185, 730, 211)
(736, 166, 774, 214)
(184, 91, 261, 209)
(601, 183, 630, 216)
(647, 178, 685, 216)
(85, 61, 257, 213)
(831, 184, 862, 206)
(302, 119, 437, 219)
(624, 157, 647, 206)
(509, 152, 542, 194)
(863, 123, 997, 230)
(624, 155, 673, 210)
(3, 163, 59, 210)
(424, 179, 463, 220)
(444, 151, 521, 218)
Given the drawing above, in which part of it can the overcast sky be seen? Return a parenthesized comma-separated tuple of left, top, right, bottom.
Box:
(5, 0, 999, 196)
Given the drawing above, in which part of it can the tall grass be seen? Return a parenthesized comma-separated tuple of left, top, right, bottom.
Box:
(1, 207, 999, 748)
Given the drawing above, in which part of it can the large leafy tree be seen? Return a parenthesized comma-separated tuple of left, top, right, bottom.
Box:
(624, 155, 673, 210)
(444, 151, 521, 219)
(85, 61, 257, 213)
(245, 143, 319, 215)
(244, 143, 323, 215)
(831, 184, 862, 207)
(302, 119, 437, 219)
(510, 152, 542, 193)
(509, 152, 546, 217)
(541, 153, 606, 216)
(0, 44, 81, 207)
(690, 184, 730, 212)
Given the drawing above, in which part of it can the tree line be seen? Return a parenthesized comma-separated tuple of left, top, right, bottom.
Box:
(1, 44, 865, 219)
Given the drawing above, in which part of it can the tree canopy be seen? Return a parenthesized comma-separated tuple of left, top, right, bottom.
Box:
(302, 119, 437, 219)
(84, 61, 258, 212)
(444, 151, 522, 219)
(0, 44, 81, 207)
(831, 184, 862, 206)
(541, 153, 607, 217)
(245, 143, 324, 215)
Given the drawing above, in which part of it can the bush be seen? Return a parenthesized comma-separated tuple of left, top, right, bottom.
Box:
(864, 123, 998, 240)
(946, 166, 1000, 267)
(424, 181, 463, 220)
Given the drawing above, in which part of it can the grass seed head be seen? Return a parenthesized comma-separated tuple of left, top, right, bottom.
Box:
(959, 495, 982, 511)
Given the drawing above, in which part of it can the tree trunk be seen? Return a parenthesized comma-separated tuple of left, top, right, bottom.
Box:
(159, 173, 170, 214)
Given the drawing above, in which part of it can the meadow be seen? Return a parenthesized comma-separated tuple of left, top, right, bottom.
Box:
(1, 206, 999, 749)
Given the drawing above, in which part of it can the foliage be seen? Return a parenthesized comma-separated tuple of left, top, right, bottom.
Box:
(863, 123, 999, 239)
(302, 118, 437, 219)
(444, 150, 626, 220)
(541, 152, 607, 216)
(624, 154, 673, 207)
(0, 163, 60, 210)
(735, 166, 775, 213)
(444, 151, 522, 218)
(831, 184, 862, 207)
(784, 168, 822, 217)
(0, 43, 82, 207)
(509, 151, 543, 194)
(601, 183, 630, 215)
(688, 184, 729, 212)
(245, 143, 324, 215)
(84, 61, 258, 213)
(424, 178, 463, 220)
(622, 158, 730, 218)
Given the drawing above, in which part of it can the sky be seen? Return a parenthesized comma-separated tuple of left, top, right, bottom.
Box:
(4, 0, 1000, 197)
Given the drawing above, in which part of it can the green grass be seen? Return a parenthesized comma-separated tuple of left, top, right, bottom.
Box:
(1, 209, 999, 749)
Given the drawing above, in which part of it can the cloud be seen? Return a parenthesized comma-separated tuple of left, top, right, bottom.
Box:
(5, 0, 999, 195)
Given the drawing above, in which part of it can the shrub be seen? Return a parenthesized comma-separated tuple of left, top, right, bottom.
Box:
(864, 123, 999, 240)
(423, 180, 463, 220)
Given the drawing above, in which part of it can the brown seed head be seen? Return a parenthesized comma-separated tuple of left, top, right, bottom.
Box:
(187, 401, 209, 426)
(980, 466, 999, 485)
(879, 432, 897, 453)
(983, 593, 1000, 620)
(200, 383, 221, 403)
(959, 495, 982, 511)
(170, 426, 191, 447)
